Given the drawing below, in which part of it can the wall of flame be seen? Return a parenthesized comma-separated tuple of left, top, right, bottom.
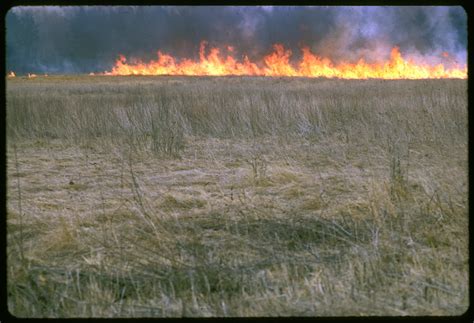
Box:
(6, 7, 467, 76)
(104, 42, 467, 79)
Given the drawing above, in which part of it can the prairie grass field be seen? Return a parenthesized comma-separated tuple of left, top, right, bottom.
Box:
(6, 75, 468, 317)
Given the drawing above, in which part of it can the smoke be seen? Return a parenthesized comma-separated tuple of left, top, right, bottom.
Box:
(5, 6, 467, 74)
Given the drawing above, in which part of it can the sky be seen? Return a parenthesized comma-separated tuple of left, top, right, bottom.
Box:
(5, 6, 467, 75)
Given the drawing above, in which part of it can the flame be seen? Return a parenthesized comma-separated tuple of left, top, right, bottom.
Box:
(104, 41, 466, 79)
(7, 71, 15, 77)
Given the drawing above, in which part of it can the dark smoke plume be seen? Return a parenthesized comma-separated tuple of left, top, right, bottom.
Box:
(5, 6, 467, 75)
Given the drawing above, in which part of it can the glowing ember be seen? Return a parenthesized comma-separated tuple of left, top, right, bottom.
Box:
(104, 41, 467, 79)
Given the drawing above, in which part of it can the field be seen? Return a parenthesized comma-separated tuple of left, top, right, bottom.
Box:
(6, 75, 468, 317)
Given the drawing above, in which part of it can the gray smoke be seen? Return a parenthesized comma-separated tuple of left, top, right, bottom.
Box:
(5, 6, 467, 74)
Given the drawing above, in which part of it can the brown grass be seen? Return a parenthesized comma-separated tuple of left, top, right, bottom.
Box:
(6, 75, 468, 317)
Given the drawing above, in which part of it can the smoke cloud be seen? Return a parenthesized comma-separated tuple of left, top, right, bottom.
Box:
(6, 6, 467, 74)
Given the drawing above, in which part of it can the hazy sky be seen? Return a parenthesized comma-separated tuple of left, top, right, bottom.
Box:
(6, 6, 467, 74)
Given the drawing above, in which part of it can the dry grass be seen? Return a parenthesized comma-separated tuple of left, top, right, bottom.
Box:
(6, 75, 468, 317)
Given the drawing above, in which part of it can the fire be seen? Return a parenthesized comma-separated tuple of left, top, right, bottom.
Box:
(104, 41, 467, 79)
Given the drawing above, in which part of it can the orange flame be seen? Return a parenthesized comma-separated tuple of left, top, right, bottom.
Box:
(104, 42, 467, 79)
